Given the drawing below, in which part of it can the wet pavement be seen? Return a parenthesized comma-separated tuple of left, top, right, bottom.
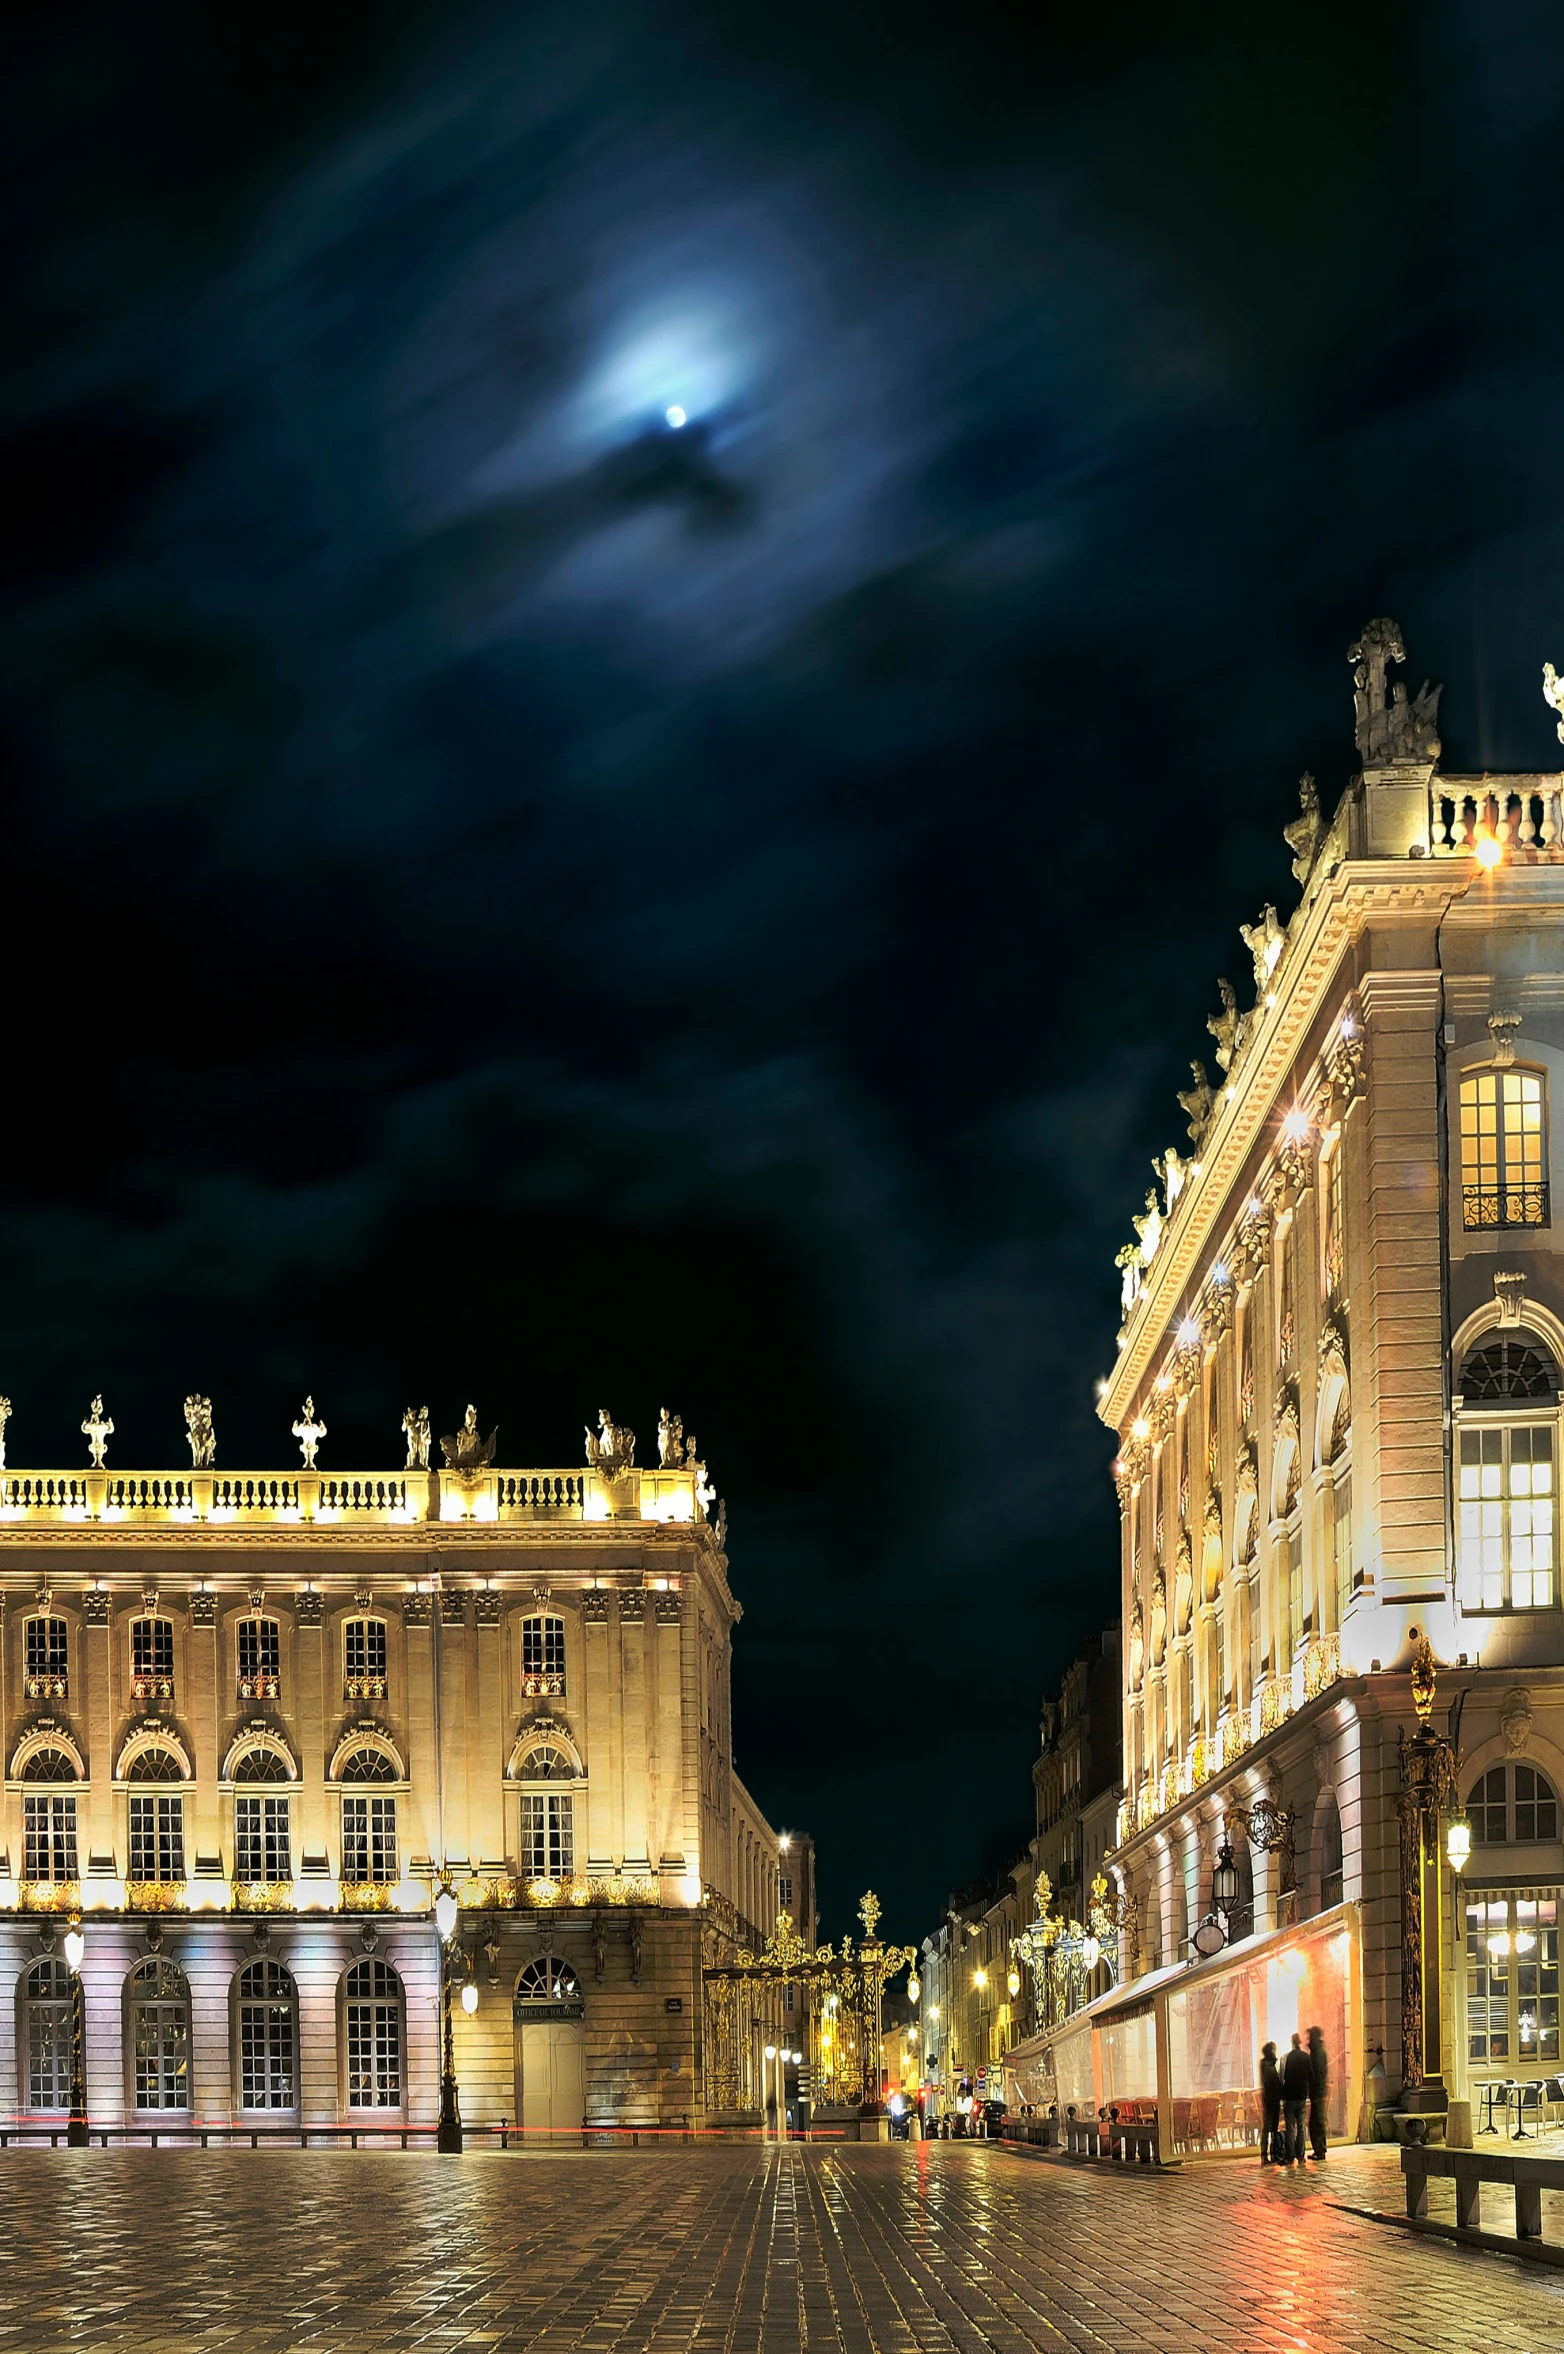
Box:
(0, 2138, 1556, 2353)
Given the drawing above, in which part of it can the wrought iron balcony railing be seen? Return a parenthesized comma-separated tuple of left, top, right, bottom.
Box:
(237, 1672, 280, 1702)
(344, 1674, 387, 1702)
(1463, 1181, 1550, 1231)
(23, 1673, 67, 1701)
(130, 1673, 175, 1705)
(521, 1671, 566, 1698)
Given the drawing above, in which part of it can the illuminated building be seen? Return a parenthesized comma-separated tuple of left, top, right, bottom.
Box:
(1094, 624, 1564, 2149)
(0, 1404, 790, 2134)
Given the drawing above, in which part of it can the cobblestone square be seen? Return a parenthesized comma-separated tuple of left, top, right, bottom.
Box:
(0, 2141, 1557, 2354)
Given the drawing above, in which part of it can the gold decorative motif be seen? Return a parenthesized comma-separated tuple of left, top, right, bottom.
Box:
(1410, 1634, 1437, 1725)
(125, 1880, 187, 1913)
(339, 1882, 398, 1913)
(1303, 1634, 1341, 1701)
(1260, 1679, 1292, 1735)
(18, 1881, 81, 1914)
(231, 1881, 293, 1914)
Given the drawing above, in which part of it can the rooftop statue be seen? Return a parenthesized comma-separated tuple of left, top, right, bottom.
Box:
(1349, 617, 1442, 764)
(0, 1395, 12, 1471)
(657, 1407, 686, 1468)
(1176, 1060, 1216, 1146)
(1544, 661, 1564, 745)
(1283, 772, 1324, 884)
(1239, 903, 1287, 998)
(585, 1408, 636, 1479)
(1132, 1188, 1162, 1265)
(82, 1394, 113, 1468)
(441, 1403, 497, 1472)
(402, 1404, 431, 1471)
(1154, 1146, 1188, 1216)
(184, 1394, 215, 1469)
(291, 1395, 326, 1470)
(1207, 977, 1245, 1074)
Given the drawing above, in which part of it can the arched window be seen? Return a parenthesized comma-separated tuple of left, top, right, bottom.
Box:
(518, 1742, 576, 1884)
(1458, 1335, 1558, 1613)
(343, 1959, 403, 2109)
(339, 1749, 398, 1884)
(521, 1615, 566, 1697)
(344, 1619, 388, 1701)
(128, 1959, 190, 2111)
(235, 1960, 296, 2111)
(1467, 1762, 1560, 1845)
(514, 1955, 584, 2010)
(23, 1616, 67, 1702)
(127, 1748, 185, 1884)
(237, 1617, 280, 1702)
(1460, 1067, 1548, 1230)
(21, 1958, 71, 2113)
(130, 1617, 175, 1705)
(21, 1750, 78, 1886)
(231, 1749, 292, 1885)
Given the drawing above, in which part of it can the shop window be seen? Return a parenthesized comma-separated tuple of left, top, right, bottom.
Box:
(1467, 1896, 1560, 2066)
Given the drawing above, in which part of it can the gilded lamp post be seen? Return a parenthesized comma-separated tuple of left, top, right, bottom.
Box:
(1397, 1636, 1459, 2112)
(64, 1915, 87, 2148)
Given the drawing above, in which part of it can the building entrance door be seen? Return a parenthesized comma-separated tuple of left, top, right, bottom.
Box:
(513, 1955, 587, 2139)
(519, 2018, 586, 2137)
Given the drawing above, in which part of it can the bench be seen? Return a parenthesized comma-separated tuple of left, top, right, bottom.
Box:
(1403, 2142, 1564, 2245)
(1108, 2117, 1161, 2164)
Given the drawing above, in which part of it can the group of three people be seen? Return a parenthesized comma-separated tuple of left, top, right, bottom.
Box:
(1259, 2027, 1328, 2165)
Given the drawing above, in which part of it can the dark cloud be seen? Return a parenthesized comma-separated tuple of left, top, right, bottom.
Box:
(4, 0, 1564, 1932)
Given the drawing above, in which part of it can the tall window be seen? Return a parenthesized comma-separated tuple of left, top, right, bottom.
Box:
(22, 1760, 78, 1883)
(1467, 1762, 1560, 1845)
(1276, 1224, 1296, 1367)
(237, 1959, 296, 2110)
(24, 1617, 67, 1700)
(237, 1618, 280, 1700)
(342, 1795, 398, 1884)
(1461, 1068, 1548, 1230)
(235, 1795, 292, 1883)
(1317, 1798, 1344, 1912)
(128, 1749, 185, 1883)
(345, 1959, 402, 2108)
(1238, 1314, 1254, 1427)
(521, 1615, 566, 1696)
(1467, 1896, 1560, 2066)
(1328, 1464, 1353, 1625)
(1283, 1520, 1303, 1660)
(521, 1791, 574, 1880)
(1457, 1340, 1558, 1613)
(344, 1619, 387, 1699)
(130, 1617, 174, 1702)
(130, 1959, 190, 2110)
(23, 1958, 71, 2112)
(1324, 1142, 1345, 1296)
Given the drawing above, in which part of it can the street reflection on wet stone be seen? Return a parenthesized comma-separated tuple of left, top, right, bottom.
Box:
(0, 2142, 1554, 2354)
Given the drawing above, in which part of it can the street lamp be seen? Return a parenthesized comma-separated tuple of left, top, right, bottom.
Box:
(64, 1915, 87, 2148)
(1398, 1634, 1459, 2116)
(1211, 1841, 1240, 1914)
(434, 1880, 463, 2153)
(1446, 1816, 1472, 1875)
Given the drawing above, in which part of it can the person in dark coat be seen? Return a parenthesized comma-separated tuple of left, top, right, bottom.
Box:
(1307, 2025, 1329, 2159)
(1280, 2032, 1312, 2163)
(1259, 2040, 1283, 2164)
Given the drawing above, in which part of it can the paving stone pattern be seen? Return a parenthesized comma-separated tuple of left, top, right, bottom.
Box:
(0, 2141, 1557, 2354)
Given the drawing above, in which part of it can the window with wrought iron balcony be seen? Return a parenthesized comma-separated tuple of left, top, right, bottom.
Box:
(1461, 1068, 1550, 1231)
(344, 1617, 387, 1702)
(130, 1615, 175, 1706)
(521, 1613, 566, 1698)
(238, 1617, 281, 1702)
(24, 1615, 68, 1702)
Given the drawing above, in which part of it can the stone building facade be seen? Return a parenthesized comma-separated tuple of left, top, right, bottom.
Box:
(1096, 625, 1564, 2146)
(0, 1411, 788, 2134)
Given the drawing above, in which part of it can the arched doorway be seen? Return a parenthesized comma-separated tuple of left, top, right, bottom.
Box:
(513, 1955, 585, 2140)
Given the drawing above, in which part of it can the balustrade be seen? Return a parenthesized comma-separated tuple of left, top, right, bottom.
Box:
(1431, 779, 1564, 856)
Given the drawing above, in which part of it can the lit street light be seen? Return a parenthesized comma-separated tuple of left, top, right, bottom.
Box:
(434, 1879, 463, 2153)
(64, 1915, 87, 2148)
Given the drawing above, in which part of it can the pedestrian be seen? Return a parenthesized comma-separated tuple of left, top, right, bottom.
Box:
(1259, 2040, 1283, 2164)
(1281, 2031, 1312, 2164)
(1307, 2025, 1329, 2160)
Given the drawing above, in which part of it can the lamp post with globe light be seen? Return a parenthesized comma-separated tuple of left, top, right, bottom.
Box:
(434, 1879, 463, 2152)
(64, 1915, 87, 2147)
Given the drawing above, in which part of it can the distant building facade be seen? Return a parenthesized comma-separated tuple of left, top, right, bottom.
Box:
(0, 1407, 793, 2133)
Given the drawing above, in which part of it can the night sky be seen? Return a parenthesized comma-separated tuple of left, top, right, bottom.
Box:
(6, 0, 1564, 1940)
